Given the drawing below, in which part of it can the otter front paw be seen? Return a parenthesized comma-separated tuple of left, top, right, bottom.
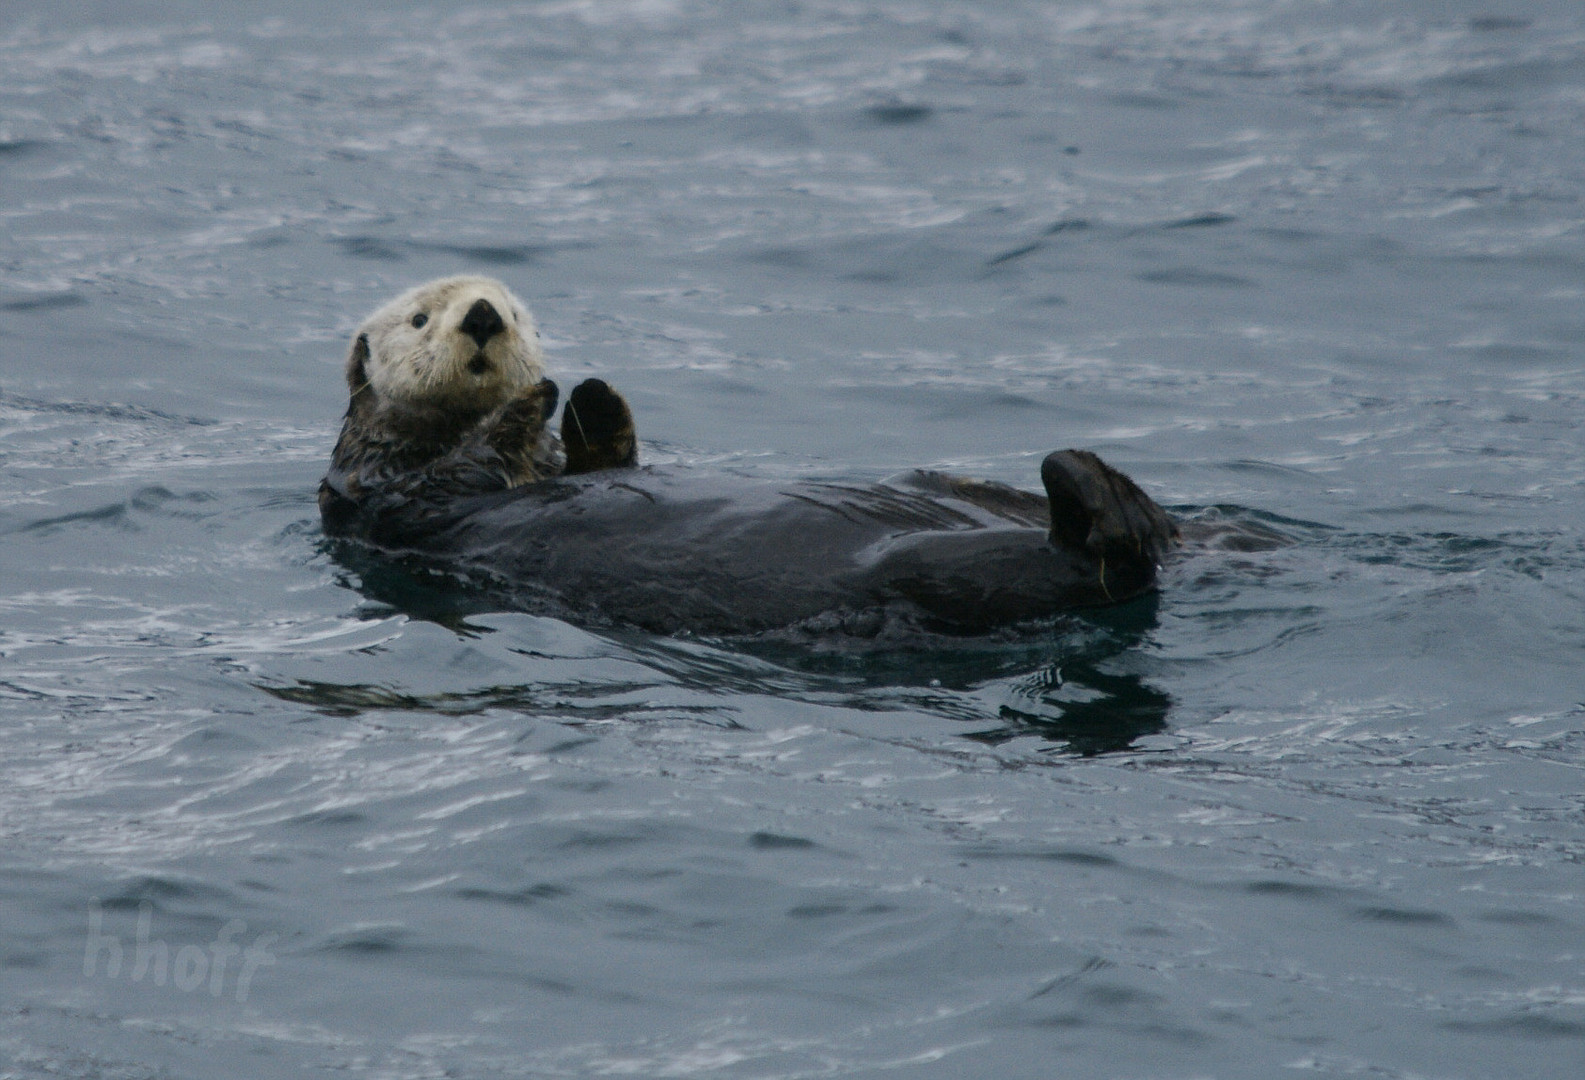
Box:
(562, 378, 638, 474)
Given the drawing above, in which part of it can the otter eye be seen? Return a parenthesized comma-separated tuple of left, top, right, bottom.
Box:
(411, 312, 428, 328)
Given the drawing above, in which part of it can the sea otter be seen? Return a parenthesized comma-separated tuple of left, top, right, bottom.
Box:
(320, 276, 1181, 637)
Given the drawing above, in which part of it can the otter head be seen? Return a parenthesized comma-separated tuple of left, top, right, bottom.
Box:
(345, 275, 546, 433)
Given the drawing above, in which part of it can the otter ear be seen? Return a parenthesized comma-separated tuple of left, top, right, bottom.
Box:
(346, 333, 370, 395)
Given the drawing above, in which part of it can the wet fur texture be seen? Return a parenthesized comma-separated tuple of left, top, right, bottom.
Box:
(320, 276, 1183, 637)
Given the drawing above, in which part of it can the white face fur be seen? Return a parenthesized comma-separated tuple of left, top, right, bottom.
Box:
(349, 275, 546, 419)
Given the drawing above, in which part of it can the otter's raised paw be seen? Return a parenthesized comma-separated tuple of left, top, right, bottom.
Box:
(562, 378, 638, 474)
(1041, 449, 1179, 567)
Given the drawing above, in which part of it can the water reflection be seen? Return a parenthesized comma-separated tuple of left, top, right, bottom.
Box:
(325, 539, 521, 634)
(972, 658, 1173, 757)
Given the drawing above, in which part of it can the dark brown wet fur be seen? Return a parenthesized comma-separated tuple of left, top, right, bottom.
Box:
(323, 442, 1182, 637)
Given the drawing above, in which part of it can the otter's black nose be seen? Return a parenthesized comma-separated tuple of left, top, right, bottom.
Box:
(459, 298, 506, 349)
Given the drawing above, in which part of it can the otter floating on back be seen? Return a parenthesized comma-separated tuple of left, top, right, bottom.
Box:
(320, 276, 1180, 638)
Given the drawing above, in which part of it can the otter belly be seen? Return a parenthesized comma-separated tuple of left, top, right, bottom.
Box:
(323, 454, 1174, 637)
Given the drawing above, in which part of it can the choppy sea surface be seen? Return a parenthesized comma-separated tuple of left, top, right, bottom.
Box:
(3, 2, 1584, 1076)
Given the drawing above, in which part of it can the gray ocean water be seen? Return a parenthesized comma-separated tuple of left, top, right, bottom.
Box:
(3, 2, 1584, 1076)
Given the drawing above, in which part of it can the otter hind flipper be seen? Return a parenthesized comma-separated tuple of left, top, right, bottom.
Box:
(1041, 449, 1179, 568)
(562, 378, 638, 474)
